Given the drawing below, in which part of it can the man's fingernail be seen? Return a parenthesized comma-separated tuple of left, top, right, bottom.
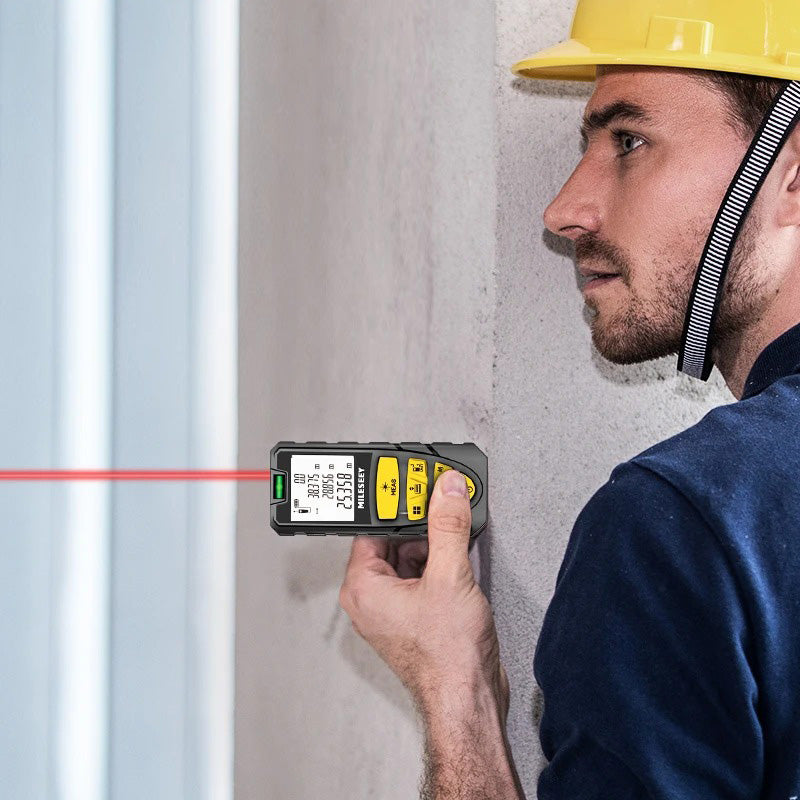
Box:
(441, 470, 468, 497)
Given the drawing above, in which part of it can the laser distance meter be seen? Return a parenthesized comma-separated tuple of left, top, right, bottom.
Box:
(270, 441, 488, 540)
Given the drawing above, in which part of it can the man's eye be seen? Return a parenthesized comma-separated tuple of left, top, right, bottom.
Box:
(611, 130, 645, 158)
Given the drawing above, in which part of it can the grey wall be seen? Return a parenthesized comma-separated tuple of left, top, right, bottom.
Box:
(236, 1, 732, 797)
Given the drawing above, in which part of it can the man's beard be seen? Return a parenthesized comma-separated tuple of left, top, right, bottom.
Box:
(575, 210, 767, 365)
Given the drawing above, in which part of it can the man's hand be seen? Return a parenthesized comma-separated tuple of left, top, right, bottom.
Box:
(338, 468, 508, 719)
(339, 469, 525, 798)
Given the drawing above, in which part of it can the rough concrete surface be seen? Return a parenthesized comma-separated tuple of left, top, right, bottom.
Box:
(236, 1, 733, 797)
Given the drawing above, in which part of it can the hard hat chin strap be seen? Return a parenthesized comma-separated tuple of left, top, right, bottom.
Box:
(678, 80, 800, 381)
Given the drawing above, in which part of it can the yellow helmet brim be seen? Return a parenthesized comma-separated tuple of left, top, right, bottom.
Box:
(511, 38, 800, 82)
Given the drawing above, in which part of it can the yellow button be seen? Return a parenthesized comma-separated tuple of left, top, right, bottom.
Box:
(464, 475, 476, 499)
(433, 462, 476, 500)
(407, 498, 427, 520)
(408, 458, 427, 478)
(433, 462, 449, 479)
(376, 457, 400, 520)
(407, 458, 428, 520)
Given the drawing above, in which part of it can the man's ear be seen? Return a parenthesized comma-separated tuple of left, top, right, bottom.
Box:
(775, 126, 800, 228)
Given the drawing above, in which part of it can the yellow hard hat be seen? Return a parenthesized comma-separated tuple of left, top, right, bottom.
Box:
(511, 0, 800, 83)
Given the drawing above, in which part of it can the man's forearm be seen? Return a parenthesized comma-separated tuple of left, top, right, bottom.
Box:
(418, 679, 526, 800)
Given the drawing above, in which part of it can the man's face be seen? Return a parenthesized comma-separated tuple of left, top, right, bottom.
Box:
(542, 65, 770, 364)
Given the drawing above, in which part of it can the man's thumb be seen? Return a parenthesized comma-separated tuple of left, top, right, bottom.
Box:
(425, 469, 472, 578)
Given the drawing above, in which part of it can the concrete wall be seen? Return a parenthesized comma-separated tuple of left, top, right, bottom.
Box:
(236, 1, 732, 797)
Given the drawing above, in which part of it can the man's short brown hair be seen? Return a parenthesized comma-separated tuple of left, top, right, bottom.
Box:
(688, 69, 792, 140)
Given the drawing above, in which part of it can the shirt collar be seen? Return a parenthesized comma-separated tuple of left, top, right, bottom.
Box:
(741, 320, 800, 400)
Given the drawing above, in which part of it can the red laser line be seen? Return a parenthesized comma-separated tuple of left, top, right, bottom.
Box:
(0, 470, 271, 481)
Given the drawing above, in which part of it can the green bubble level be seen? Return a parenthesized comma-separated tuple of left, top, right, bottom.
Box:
(274, 473, 285, 499)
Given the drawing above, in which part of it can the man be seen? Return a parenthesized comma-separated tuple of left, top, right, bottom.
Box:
(339, 2, 800, 797)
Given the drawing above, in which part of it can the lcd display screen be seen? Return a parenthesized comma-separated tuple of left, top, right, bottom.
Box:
(290, 454, 355, 522)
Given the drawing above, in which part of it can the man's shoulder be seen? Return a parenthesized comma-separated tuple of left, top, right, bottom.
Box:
(623, 376, 800, 517)
(564, 375, 800, 578)
(580, 459, 703, 532)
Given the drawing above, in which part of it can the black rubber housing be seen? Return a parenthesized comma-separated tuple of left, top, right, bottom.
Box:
(269, 441, 488, 542)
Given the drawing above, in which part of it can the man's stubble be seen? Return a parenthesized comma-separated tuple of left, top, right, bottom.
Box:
(577, 208, 769, 365)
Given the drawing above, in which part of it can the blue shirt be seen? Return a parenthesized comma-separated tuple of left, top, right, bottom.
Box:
(534, 321, 800, 800)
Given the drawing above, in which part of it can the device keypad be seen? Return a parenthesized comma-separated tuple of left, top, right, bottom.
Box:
(373, 455, 477, 522)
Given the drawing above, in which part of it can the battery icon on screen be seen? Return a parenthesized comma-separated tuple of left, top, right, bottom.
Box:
(274, 474, 285, 499)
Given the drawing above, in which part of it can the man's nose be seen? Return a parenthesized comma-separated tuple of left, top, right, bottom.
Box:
(542, 161, 602, 241)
